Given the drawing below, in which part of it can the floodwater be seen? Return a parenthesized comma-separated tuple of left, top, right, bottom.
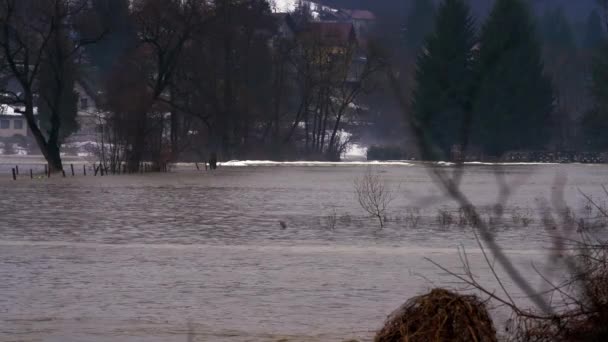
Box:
(1, 161, 608, 341)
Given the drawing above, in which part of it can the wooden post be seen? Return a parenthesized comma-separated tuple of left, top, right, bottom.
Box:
(11, 168, 16, 180)
(30, 169, 33, 179)
(94, 164, 99, 176)
(100, 164, 105, 176)
(62, 170, 66, 178)
(70, 164, 75, 176)
(83, 164, 87, 176)
(15, 165, 19, 175)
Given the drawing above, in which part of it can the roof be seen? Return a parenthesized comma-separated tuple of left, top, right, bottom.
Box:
(340, 9, 376, 21)
(305, 22, 356, 45)
(0, 104, 27, 116)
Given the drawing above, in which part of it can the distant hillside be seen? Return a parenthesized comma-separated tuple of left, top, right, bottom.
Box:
(317, 0, 600, 22)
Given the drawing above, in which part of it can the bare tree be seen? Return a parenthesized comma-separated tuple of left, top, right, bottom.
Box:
(354, 167, 394, 229)
(102, 0, 208, 172)
(0, 0, 103, 172)
(282, 21, 382, 160)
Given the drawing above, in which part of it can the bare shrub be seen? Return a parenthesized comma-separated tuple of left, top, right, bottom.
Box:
(511, 207, 534, 227)
(436, 208, 454, 227)
(325, 208, 338, 230)
(354, 167, 394, 229)
(405, 207, 421, 228)
(459, 205, 480, 227)
(503, 231, 608, 342)
(339, 214, 352, 226)
(375, 288, 497, 342)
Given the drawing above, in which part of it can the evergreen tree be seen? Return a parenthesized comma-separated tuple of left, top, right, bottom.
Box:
(86, 0, 135, 73)
(404, 0, 437, 54)
(583, 10, 605, 50)
(473, 0, 554, 156)
(582, 43, 608, 149)
(411, 0, 476, 160)
(540, 6, 582, 150)
(540, 6, 576, 52)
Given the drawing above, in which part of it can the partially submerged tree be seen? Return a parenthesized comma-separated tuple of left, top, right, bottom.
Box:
(354, 167, 393, 229)
(0, 0, 103, 172)
(106, 0, 207, 171)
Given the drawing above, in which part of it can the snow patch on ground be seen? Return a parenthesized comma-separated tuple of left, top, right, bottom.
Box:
(219, 160, 415, 167)
(343, 143, 367, 161)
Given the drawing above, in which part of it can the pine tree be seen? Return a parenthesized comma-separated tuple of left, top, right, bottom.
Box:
(540, 6, 582, 150)
(404, 0, 437, 54)
(473, 0, 554, 156)
(411, 0, 476, 160)
(582, 43, 608, 149)
(540, 6, 576, 53)
(86, 0, 135, 72)
(583, 10, 605, 50)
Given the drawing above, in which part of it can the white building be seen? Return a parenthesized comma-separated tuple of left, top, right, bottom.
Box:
(0, 105, 28, 138)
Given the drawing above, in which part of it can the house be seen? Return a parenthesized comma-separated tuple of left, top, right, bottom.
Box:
(0, 105, 30, 138)
(71, 79, 103, 141)
(336, 9, 376, 41)
(0, 79, 102, 141)
(300, 21, 357, 50)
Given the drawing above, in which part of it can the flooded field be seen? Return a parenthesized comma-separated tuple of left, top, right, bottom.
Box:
(1, 161, 608, 341)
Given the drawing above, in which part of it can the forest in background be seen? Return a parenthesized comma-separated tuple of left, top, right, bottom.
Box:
(1, 0, 608, 170)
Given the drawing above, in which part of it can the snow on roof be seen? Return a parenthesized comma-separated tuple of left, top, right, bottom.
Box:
(0, 104, 37, 116)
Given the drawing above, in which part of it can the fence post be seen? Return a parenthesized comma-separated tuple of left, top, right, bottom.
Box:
(62, 170, 66, 178)
(83, 164, 87, 176)
(15, 165, 19, 175)
(11, 168, 16, 180)
(30, 169, 33, 179)
(70, 164, 75, 176)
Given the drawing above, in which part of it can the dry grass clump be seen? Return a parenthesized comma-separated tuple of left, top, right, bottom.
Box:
(374, 288, 497, 342)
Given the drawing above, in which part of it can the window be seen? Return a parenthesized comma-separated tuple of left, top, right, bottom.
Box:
(13, 119, 23, 130)
(80, 97, 89, 110)
(0, 119, 9, 129)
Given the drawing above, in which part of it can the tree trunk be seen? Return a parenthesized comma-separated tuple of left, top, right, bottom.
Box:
(170, 86, 180, 161)
(22, 94, 64, 172)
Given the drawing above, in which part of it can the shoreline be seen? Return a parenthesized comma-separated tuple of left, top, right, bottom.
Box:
(0, 155, 603, 167)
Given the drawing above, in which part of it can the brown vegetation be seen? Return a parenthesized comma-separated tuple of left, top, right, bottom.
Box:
(375, 288, 497, 342)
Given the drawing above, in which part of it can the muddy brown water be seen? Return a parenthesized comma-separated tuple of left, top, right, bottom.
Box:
(1, 161, 607, 341)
